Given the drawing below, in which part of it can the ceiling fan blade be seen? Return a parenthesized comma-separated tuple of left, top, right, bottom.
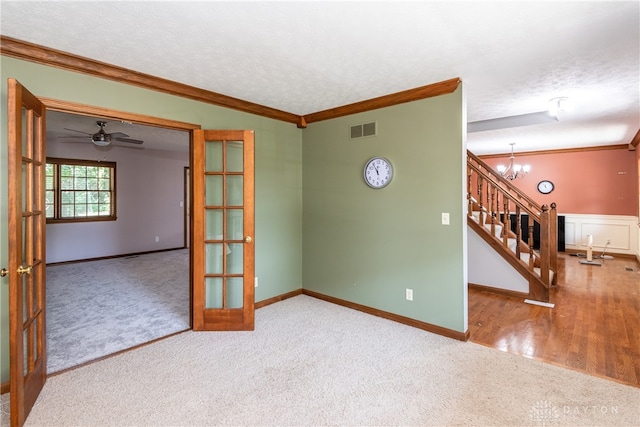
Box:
(57, 138, 143, 150)
(115, 137, 144, 145)
(467, 111, 558, 133)
(63, 128, 91, 135)
(57, 139, 89, 144)
(109, 132, 130, 139)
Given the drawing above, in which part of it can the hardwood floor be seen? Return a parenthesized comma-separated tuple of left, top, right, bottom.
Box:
(468, 252, 640, 388)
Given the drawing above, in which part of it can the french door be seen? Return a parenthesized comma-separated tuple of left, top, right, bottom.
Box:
(5, 85, 255, 425)
(7, 79, 47, 427)
(192, 130, 255, 330)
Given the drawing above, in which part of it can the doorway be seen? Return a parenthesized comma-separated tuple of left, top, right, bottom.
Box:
(44, 106, 195, 373)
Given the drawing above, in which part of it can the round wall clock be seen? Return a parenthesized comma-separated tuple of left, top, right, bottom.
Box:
(364, 157, 393, 189)
(537, 180, 554, 194)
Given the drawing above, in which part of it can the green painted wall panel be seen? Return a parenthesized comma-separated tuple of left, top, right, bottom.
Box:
(301, 87, 467, 333)
(0, 55, 468, 387)
(0, 57, 303, 382)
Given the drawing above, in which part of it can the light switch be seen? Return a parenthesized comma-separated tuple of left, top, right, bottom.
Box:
(442, 212, 450, 225)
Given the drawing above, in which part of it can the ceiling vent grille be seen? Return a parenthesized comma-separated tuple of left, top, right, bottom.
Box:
(350, 121, 377, 140)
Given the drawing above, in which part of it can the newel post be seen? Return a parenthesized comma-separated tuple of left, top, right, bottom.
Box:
(539, 204, 551, 288)
(549, 202, 558, 281)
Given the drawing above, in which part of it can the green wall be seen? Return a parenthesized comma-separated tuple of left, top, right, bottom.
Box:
(301, 87, 468, 333)
(0, 57, 303, 383)
(1, 55, 468, 386)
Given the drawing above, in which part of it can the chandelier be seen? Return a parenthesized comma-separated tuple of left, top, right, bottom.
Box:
(497, 143, 530, 180)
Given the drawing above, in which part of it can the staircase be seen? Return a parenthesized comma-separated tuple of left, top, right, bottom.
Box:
(467, 150, 557, 302)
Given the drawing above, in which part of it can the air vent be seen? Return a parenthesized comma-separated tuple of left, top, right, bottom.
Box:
(350, 121, 377, 140)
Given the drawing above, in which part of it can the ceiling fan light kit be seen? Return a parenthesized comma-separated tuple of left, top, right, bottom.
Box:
(92, 122, 112, 146)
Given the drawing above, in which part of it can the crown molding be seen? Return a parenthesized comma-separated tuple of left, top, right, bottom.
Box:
(0, 36, 300, 125)
(629, 128, 640, 150)
(1, 36, 460, 129)
(302, 78, 461, 125)
(478, 144, 630, 159)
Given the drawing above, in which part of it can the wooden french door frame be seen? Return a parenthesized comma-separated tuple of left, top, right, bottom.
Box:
(192, 130, 255, 331)
(184, 166, 191, 249)
(6, 93, 202, 425)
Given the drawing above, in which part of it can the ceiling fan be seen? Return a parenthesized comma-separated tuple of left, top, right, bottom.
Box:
(62, 121, 144, 146)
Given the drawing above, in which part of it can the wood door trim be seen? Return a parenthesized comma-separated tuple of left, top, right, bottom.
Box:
(40, 97, 197, 370)
(184, 167, 190, 249)
(242, 130, 256, 330)
(191, 130, 205, 329)
(40, 97, 201, 131)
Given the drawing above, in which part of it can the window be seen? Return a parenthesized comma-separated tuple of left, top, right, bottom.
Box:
(46, 158, 116, 223)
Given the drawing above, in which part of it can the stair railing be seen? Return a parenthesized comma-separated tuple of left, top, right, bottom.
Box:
(467, 150, 557, 302)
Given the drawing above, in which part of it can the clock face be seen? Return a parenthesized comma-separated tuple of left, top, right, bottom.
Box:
(364, 157, 393, 189)
(537, 180, 554, 194)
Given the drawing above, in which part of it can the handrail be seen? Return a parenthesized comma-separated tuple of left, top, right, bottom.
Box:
(467, 160, 541, 223)
(467, 150, 543, 214)
(467, 150, 557, 302)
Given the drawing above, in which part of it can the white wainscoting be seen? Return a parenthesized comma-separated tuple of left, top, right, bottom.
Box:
(562, 214, 639, 256)
(636, 223, 640, 260)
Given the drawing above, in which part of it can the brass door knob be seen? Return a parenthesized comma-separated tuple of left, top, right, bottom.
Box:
(0, 268, 7, 277)
(17, 265, 32, 276)
(244, 236, 252, 243)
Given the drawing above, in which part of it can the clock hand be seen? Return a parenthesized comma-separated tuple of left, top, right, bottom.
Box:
(373, 164, 379, 175)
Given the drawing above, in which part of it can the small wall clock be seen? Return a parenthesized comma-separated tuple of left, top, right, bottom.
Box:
(537, 180, 554, 194)
(364, 157, 393, 189)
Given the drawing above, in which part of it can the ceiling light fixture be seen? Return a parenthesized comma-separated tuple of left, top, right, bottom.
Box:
(548, 97, 573, 117)
(92, 121, 112, 147)
(497, 142, 530, 180)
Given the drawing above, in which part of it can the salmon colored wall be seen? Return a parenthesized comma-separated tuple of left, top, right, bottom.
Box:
(480, 147, 638, 216)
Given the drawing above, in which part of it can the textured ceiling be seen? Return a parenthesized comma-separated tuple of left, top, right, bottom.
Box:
(1, 1, 638, 155)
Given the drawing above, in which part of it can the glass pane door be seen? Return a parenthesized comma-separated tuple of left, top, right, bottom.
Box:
(192, 130, 254, 331)
(8, 78, 47, 427)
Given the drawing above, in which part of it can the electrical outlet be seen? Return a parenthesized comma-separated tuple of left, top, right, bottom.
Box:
(405, 288, 413, 301)
(155, 236, 159, 242)
(254, 277, 258, 288)
(606, 239, 611, 245)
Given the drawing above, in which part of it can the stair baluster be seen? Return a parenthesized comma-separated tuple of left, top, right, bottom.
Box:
(466, 150, 557, 302)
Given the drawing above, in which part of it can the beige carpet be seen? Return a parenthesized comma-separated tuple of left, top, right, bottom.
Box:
(3, 295, 639, 426)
